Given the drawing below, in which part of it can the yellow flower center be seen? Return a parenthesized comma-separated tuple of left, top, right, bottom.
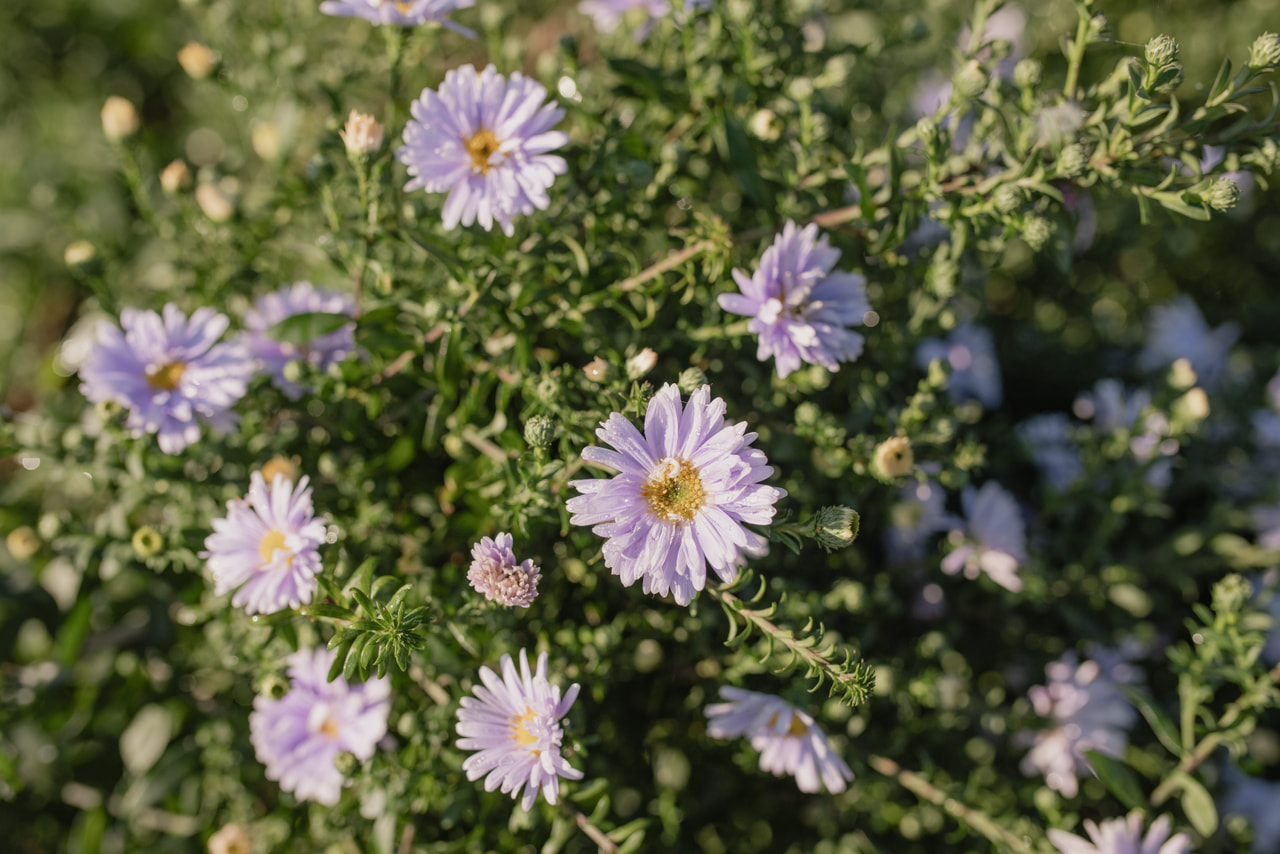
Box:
(465, 128, 501, 174)
(640, 458, 706, 522)
(146, 361, 186, 391)
(512, 707, 540, 748)
(259, 529, 288, 565)
(395, 1, 414, 10)
(320, 716, 340, 739)
(768, 713, 810, 737)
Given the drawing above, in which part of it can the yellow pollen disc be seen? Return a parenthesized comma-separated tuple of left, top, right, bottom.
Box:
(639, 458, 705, 522)
(465, 128, 501, 174)
(787, 716, 808, 737)
(395, 1, 414, 11)
(146, 361, 186, 391)
(320, 717, 340, 739)
(259, 529, 288, 565)
(511, 707, 539, 747)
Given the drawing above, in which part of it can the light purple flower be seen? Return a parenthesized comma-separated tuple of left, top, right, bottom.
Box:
(468, 532, 541, 607)
(579, 0, 708, 36)
(916, 322, 1003, 409)
(705, 687, 852, 794)
(202, 472, 327, 615)
(242, 282, 356, 399)
(397, 64, 568, 237)
(1047, 814, 1190, 854)
(1222, 763, 1280, 854)
(1020, 651, 1138, 798)
(319, 0, 476, 35)
(455, 649, 582, 810)
(249, 646, 391, 806)
(942, 481, 1026, 591)
(1077, 379, 1151, 433)
(1138, 295, 1238, 389)
(79, 304, 253, 454)
(884, 480, 957, 564)
(718, 221, 870, 379)
(1018, 414, 1083, 492)
(567, 384, 786, 606)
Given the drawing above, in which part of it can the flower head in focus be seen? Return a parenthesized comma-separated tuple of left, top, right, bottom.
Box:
(397, 64, 568, 237)
(718, 221, 871, 379)
(1138, 295, 1238, 389)
(241, 282, 356, 399)
(915, 322, 1003, 409)
(319, 0, 476, 35)
(705, 686, 853, 794)
(942, 481, 1027, 591)
(455, 649, 582, 810)
(202, 472, 328, 615)
(1047, 813, 1189, 854)
(567, 384, 786, 605)
(249, 646, 391, 806)
(79, 304, 253, 454)
(468, 533, 541, 607)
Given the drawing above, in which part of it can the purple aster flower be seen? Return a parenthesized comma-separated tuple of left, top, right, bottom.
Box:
(242, 282, 356, 399)
(397, 64, 568, 237)
(1222, 764, 1280, 854)
(1019, 650, 1138, 798)
(249, 646, 391, 806)
(941, 481, 1026, 591)
(566, 383, 786, 606)
(579, 0, 709, 36)
(202, 472, 328, 615)
(319, 0, 476, 35)
(705, 687, 852, 794)
(1138, 295, 1238, 389)
(468, 532, 541, 607)
(1018, 414, 1083, 492)
(455, 649, 582, 810)
(884, 479, 957, 565)
(1047, 814, 1190, 854)
(915, 322, 1003, 409)
(718, 221, 871, 380)
(79, 304, 253, 454)
(1076, 379, 1151, 433)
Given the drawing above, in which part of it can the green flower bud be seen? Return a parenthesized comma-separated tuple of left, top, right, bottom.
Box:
(677, 366, 708, 395)
(914, 116, 937, 146)
(131, 525, 164, 559)
(812, 506, 860, 552)
(1211, 573, 1252, 616)
(1086, 14, 1109, 43)
(953, 60, 988, 100)
(258, 673, 289, 700)
(1022, 216, 1055, 251)
(63, 240, 100, 275)
(1144, 34, 1179, 69)
(533, 374, 561, 403)
(1206, 177, 1240, 212)
(1013, 58, 1042, 89)
(333, 750, 359, 776)
(993, 184, 1023, 214)
(523, 414, 557, 449)
(1249, 32, 1280, 70)
(1056, 143, 1089, 178)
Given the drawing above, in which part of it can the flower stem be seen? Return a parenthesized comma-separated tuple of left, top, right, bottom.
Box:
(614, 237, 721, 293)
(1063, 2, 1092, 101)
(563, 805, 620, 853)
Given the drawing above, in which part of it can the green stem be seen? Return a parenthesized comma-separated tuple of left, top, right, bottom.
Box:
(113, 143, 157, 228)
(1063, 3, 1092, 101)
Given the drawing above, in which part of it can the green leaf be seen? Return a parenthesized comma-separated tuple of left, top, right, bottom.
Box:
(266, 311, 353, 345)
(1084, 751, 1146, 810)
(300, 603, 356, 621)
(1120, 686, 1183, 756)
(1178, 775, 1219, 836)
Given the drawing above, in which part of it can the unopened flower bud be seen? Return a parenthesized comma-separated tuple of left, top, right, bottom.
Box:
(626, 347, 658, 380)
(339, 109, 384, 159)
(1021, 216, 1055, 251)
(259, 456, 300, 485)
(258, 673, 289, 700)
(1206, 177, 1240, 212)
(914, 116, 937, 146)
(749, 108, 781, 141)
(131, 526, 164, 559)
(677, 366, 708, 395)
(1013, 58, 1042, 89)
(251, 122, 281, 161)
(1086, 14, 1109, 43)
(993, 184, 1022, 214)
(871, 437, 914, 481)
(1212, 573, 1252, 615)
(1144, 34, 1179, 68)
(207, 823, 252, 854)
(101, 96, 140, 141)
(1168, 358, 1198, 390)
(177, 42, 218, 79)
(1056, 143, 1089, 178)
(333, 750, 359, 776)
(534, 374, 561, 403)
(63, 240, 99, 273)
(523, 414, 557, 449)
(583, 356, 612, 383)
(1249, 33, 1280, 70)
(1175, 387, 1210, 421)
(6, 526, 41, 560)
(812, 506, 860, 552)
(953, 60, 988, 100)
(195, 183, 234, 222)
(160, 159, 192, 194)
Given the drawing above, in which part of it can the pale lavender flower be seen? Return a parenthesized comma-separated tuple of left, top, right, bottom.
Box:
(468, 532, 541, 607)
(398, 64, 568, 237)
(567, 384, 786, 606)
(1138, 295, 1239, 389)
(79, 304, 253, 454)
(916, 322, 1003, 409)
(1020, 651, 1138, 798)
(250, 646, 390, 806)
(579, 0, 709, 36)
(1077, 379, 1151, 433)
(202, 472, 327, 615)
(1222, 764, 1280, 853)
(942, 482, 1026, 592)
(1018, 414, 1083, 492)
(718, 221, 871, 379)
(242, 282, 356, 399)
(1251, 505, 1280, 551)
(884, 480, 956, 564)
(319, 0, 476, 35)
(705, 686, 852, 794)
(455, 649, 582, 810)
(1047, 814, 1190, 854)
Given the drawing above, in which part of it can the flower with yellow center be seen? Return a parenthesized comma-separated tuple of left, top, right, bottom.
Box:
(464, 128, 501, 173)
(146, 361, 187, 392)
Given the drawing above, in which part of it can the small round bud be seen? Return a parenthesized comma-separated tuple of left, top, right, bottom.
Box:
(677, 366, 708, 395)
(1168, 358, 1198, 390)
(259, 456, 300, 485)
(533, 374, 561, 403)
(101, 96, 140, 142)
(1013, 58, 1042, 89)
(582, 356, 612, 383)
(1175, 387, 1210, 421)
(993, 184, 1023, 214)
(258, 673, 289, 700)
(1206, 177, 1241, 212)
(333, 750, 359, 776)
(131, 526, 164, 559)
(625, 347, 658, 380)
(953, 60, 988, 100)
(914, 116, 937, 146)
(160, 159, 192, 194)
(251, 122, 281, 161)
(812, 506, 860, 552)
(1086, 14, 1109, 43)
(339, 109, 385, 159)
(177, 42, 218, 79)
(195, 183, 235, 222)
(1249, 32, 1280, 70)
(871, 437, 915, 481)
(1021, 216, 1055, 251)
(5, 526, 41, 560)
(749, 108, 781, 142)
(207, 823, 252, 854)
(523, 414, 557, 449)
(1056, 143, 1089, 178)
(63, 240, 98, 273)
(1144, 34, 1179, 69)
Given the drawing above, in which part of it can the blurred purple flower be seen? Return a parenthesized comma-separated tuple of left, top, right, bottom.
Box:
(319, 0, 475, 35)
(249, 646, 391, 806)
(467, 532, 541, 607)
(579, 0, 709, 37)
(705, 686, 852, 794)
(79, 304, 253, 454)
(1047, 814, 1189, 854)
(1222, 763, 1280, 853)
(885, 480, 957, 564)
(916, 322, 1003, 409)
(942, 481, 1026, 591)
(1138, 295, 1238, 389)
(398, 64, 568, 237)
(1018, 414, 1084, 492)
(242, 282, 355, 399)
(567, 384, 785, 605)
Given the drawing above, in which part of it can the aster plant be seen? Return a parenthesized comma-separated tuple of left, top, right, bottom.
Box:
(1047, 814, 1190, 854)
(467, 532, 541, 607)
(241, 282, 356, 399)
(318, 0, 476, 34)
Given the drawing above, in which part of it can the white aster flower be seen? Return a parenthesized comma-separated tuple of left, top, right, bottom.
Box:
(1047, 813, 1190, 854)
